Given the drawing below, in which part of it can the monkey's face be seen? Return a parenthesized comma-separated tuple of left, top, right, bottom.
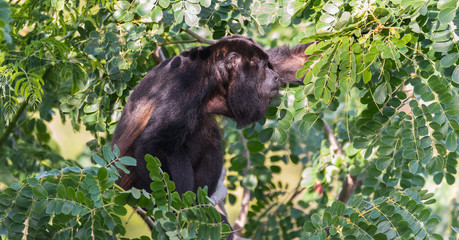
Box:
(259, 62, 280, 99)
(225, 58, 279, 126)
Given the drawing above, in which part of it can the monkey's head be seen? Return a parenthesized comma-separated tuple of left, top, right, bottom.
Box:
(205, 35, 304, 126)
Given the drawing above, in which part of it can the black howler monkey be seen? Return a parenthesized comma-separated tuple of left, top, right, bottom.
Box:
(112, 35, 310, 197)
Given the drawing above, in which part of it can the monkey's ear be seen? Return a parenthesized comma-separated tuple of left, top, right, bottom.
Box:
(223, 52, 242, 69)
(216, 52, 242, 81)
(267, 44, 312, 85)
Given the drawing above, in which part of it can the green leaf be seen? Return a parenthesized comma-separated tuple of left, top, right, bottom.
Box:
(115, 161, 130, 174)
(331, 201, 345, 215)
(228, 19, 242, 33)
(242, 174, 258, 190)
(131, 188, 141, 199)
(32, 185, 48, 198)
(425, 217, 440, 229)
(363, 69, 371, 83)
(433, 172, 443, 184)
(296, 68, 308, 79)
(200, 0, 210, 7)
(102, 145, 115, 162)
(62, 202, 73, 215)
(137, 1, 154, 16)
(445, 102, 459, 117)
(247, 141, 264, 153)
(303, 221, 316, 232)
(119, 156, 137, 166)
(334, 11, 351, 30)
(184, 9, 199, 27)
(445, 132, 457, 151)
(76, 190, 85, 203)
(437, 0, 457, 9)
(419, 209, 431, 221)
(375, 157, 391, 171)
(440, 8, 456, 23)
(353, 137, 370, 149)
(400, 0, 424, 8)
(258, 128, 273, 143)
(452, 65, 459, 83)
(432, 41, 453, 52)
(57, 184, 66, 198)
(374, 83, 387, 104)
(159, 0, 170, 8)
(113, 145, 120, 158)
(440, 53, 458, 67)
(151, 6, 163, 22)
(273, 128, 288, 145)
(323, 211, 332, 225)
(311, 213, 322, 228)
(97, 167, 108, 181)
(373, 233, 387, 240)
(323, 3, 339, 15)
(92, 153, 106, 166)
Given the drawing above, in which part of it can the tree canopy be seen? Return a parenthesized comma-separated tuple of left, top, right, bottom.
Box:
(0, 0, 458, 239)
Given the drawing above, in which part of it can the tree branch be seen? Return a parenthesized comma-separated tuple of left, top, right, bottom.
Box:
(323, 120, 345, 159)
(183, 29, 216, 44)
(134, 206, 156, 229)
(322, 119, 362, 203)
(233, 134, 251, 237)
(152, 47, 166, 64)
(159, 40, 200, 46)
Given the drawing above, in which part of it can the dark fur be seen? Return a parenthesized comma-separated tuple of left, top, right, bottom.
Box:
(112, 35, 309, 196)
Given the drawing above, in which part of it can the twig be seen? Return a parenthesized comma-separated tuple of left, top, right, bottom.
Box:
(134, 206, 156, 229)
(152, 47, 166, 64)
(183, 29, 216, 44)
(337, 174, 362, 203)
(322, 119, 362, 203)
(233, 134, 251, 237)
(159, 40, 200, 46)
(286, 175, 306, 205)
(323, 120, 345, 159)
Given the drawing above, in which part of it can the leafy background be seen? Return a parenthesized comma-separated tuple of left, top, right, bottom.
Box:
(0, 0, 458, 239)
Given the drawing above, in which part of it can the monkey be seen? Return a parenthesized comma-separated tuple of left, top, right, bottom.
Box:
(112, 35, 310, 197)
(111, 35, 310, 238)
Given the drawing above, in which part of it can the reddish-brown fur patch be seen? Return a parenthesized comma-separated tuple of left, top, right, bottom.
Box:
(113, 101, 154, 190)
(115, 102, 154, 157)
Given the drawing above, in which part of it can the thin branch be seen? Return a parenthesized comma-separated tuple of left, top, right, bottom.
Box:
(183, 29, 216, 44)
(233, 134, 251, 237)
(152, 47, 166, 64)
(286, 174, 306, 205)
(159, 40, 200, 46)
(323, 119, 362, 203)
(134, 206, 156, 229)
(337, 174, 362, 203)
(323, 120, 345, 159)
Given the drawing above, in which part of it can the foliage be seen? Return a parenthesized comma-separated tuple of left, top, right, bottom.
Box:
(0, 0, 458, 239)
(0, 146, 229, 239)
(302, 190, 441, 239)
